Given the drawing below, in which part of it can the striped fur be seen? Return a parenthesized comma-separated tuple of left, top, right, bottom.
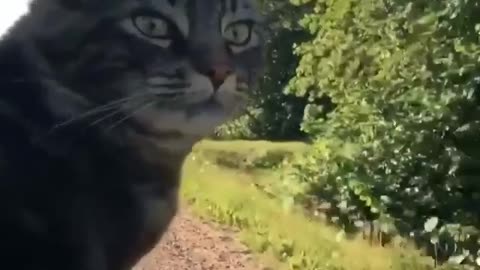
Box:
(0, 0, 264, 269)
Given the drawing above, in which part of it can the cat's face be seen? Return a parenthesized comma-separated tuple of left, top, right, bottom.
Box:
(20, 0, 264, 147)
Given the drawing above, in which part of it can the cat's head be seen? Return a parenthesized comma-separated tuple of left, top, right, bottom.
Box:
(14, 0, 265, 148)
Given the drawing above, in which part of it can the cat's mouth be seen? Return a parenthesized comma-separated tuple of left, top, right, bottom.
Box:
(185, 95, 222, 115)
(128, 93, 236, 140)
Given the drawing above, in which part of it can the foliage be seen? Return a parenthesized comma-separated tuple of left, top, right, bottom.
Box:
(213, 113, 258, 140)
(286, 0, 480, 267)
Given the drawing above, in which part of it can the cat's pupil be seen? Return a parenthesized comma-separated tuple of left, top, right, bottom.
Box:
(148, 21, 156, 33)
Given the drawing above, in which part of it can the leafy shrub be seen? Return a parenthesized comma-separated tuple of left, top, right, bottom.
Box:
(287, 0, 480, 267)
(213, 113, 258, 140)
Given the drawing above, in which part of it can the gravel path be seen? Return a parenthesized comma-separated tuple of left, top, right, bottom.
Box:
(133, 209, 261, 270)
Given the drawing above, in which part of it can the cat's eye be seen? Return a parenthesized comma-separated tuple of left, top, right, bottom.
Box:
(133, 15, 170, 39)
(223, 21, 253, 47)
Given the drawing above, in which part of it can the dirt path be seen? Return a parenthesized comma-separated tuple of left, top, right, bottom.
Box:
(133, 209, 262, 270)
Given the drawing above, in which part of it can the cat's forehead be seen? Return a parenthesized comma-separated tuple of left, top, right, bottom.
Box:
(136, 0, 259, 18)
(139, 0, 254, 10)
(34, 0, 260, 19)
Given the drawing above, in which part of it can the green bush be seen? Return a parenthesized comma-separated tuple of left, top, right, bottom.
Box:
(213, 113, 258, 140)
(286, 0, 480, 267)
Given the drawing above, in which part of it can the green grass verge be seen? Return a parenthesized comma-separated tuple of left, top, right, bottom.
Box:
(192, 140, 309, 170)
(180, 140, 444, 270)
(194, 140, 309, 154)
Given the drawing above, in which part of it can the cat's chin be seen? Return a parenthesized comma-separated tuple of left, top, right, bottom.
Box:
(129, 93, 246, 144)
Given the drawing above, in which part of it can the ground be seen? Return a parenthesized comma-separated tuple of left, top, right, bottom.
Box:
(133, 208, 263, 270)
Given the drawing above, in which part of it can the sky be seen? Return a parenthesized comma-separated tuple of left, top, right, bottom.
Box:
(0, 0, 30, 37)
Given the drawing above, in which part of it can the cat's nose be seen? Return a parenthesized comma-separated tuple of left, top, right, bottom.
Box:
(207, 65, 233, 90)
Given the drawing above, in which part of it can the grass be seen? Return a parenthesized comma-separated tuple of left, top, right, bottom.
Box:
(179, 140, 444, 270)
(194, 139, 309, 154)
(192, 140, 309, 171)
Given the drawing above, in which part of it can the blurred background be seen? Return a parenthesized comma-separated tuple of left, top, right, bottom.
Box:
(0, 0, 29, 36)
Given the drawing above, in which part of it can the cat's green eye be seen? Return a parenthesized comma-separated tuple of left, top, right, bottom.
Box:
(223, 21, 253, 47)
(133, 15, 170, 39)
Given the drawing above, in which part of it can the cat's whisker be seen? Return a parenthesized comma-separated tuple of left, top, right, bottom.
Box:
(87, 96, 157, 128)
(152, 92, 185, 98)
(51, 91, 185, 134)
(88, 107, 124, 127)
(106, 101, 157, 131)
(51, 93, 152, 130)
(147, 89, 186, 98)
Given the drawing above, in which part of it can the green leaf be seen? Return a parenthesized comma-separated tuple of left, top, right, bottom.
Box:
(424, 217, 439, 233)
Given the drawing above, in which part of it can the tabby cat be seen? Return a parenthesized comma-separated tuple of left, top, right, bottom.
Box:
(0, 0, 264, 269)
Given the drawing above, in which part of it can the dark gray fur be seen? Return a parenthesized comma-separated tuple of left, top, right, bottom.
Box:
(0, 0, 264, 269)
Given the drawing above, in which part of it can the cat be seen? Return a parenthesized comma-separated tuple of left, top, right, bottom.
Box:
(0, 0, 265, 269)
